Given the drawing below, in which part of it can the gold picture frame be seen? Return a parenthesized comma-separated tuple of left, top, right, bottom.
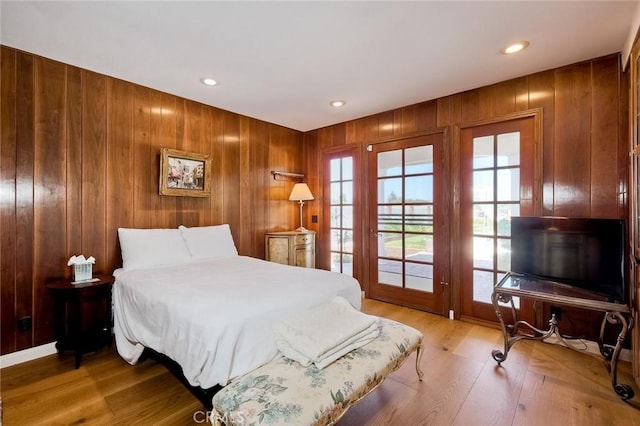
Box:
(159, 148, 212, 197)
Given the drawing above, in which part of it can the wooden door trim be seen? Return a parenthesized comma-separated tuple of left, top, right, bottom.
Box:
(364, 127, 449, 147)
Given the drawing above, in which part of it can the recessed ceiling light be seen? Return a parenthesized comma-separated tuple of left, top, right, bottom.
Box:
(330, 100, 345, 107)
(200, 77, 218, 86)
(500, 41, 530, 55)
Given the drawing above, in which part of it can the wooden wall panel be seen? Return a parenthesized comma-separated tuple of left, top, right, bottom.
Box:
(460, 90, 480, 122)
(133, 86, 152, 228)
(106, 78, 135, 268)
(33, 57, 67, 344)
(527, 70, 555, 215)
(147, 90, 163, 228)
(415, 100, 438, 132)
(378, 110, 394, 139)
(0, 47, 303, 354)
(66, 66, 83, 263)
(159, 93, 178, 226)
(249, 119, 270, 259)
(178, 100, 205, 227)
(553, 62, 592, 217)
(223, 112, 241, 241)
(174, 100, 186, 224)
(238, 116, 252, 250)
(591, 57, 622, 218)
(436, 96, 453, 127)
(303, 130, 321, 265)
(14, 52, 35, 350)
(206, 106, 225, 226)
(1, 46, 18, 353)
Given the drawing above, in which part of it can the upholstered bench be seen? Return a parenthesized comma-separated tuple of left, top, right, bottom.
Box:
(210, 317, 423, 426)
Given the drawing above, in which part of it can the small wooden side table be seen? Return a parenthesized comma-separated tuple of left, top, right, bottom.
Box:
(46, 274, 114, 368)
(265, 230, 316, 268)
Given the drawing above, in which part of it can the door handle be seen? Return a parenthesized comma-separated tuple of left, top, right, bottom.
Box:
(370, 229, 379, 237)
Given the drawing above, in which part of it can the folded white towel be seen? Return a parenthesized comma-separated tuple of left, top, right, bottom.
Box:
(278, 321, 380, 369)
(274, 296, 380, 368)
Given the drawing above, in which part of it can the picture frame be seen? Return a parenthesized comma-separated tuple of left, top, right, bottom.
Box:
(159, 147, 212, 197)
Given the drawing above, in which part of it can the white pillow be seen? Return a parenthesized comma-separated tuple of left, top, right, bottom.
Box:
(117, 228, 192, 271)
(179, 224, 238, 260)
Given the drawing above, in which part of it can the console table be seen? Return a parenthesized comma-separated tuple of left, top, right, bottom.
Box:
(491, 272, 634, 400)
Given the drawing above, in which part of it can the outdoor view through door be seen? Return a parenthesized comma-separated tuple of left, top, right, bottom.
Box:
(369, 134, 445, 314)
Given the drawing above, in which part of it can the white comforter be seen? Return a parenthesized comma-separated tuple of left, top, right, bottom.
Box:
(112, 256, 362, 389)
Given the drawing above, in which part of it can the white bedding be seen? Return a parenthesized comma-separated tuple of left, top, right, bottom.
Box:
(112, 256, 362, 388)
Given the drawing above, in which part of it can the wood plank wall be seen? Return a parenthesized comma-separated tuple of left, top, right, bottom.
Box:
(303, 54, 630, 339)
(0, 46, 303, 355)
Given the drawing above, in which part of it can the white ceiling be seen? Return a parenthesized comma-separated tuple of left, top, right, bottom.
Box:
(1, 1, 638, 132)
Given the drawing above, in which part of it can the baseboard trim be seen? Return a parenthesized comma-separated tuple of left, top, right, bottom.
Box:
(0, 342, 57, 369)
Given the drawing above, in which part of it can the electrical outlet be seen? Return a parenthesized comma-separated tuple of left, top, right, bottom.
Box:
(18, 316, 32, 332)
(312, 215, 318, 223)
(550, 306, 562, 321)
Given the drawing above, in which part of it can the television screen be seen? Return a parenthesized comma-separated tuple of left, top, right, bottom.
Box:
(510, 216, 625, 303)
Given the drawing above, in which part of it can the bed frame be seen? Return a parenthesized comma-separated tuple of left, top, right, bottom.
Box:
(141, 347, 220, 409)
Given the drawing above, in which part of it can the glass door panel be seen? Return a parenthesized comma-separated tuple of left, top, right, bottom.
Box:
(471, 129, 519, 305)
(369, 134, 445, 314)
(329, 156, 354, 276)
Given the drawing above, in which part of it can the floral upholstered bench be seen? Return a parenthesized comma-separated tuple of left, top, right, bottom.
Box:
(210, 317, 423, 426)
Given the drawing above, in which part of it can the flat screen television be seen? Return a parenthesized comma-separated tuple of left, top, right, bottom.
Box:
(510, 216, 625, 303)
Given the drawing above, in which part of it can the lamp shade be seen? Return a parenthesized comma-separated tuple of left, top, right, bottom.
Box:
(288, 183, 314, 201)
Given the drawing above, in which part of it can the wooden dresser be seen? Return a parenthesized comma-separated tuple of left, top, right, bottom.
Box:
(265, 230, 315, 268)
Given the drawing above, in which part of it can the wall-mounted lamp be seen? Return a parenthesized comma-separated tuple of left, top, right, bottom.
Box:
(289, 183, 314, 231)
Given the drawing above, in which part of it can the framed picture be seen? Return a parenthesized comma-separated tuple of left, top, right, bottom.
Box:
(159, 148, 212, 197)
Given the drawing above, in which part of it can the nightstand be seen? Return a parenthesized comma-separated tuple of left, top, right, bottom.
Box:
(46, 274, 114, 368)
(265, 230, 315, 268)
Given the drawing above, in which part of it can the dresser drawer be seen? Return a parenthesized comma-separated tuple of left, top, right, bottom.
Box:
(295, 234, 312, 244)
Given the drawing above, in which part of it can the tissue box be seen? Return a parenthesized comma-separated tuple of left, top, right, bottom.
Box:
(73, 263, 92, 282)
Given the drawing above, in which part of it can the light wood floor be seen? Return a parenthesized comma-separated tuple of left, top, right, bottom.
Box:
(1, 299, 639, 425)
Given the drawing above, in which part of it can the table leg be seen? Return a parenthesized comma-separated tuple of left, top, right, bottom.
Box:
(491, 291, 513, 364)
(492, 290, 561, 365)
(599, 312, 635, 400)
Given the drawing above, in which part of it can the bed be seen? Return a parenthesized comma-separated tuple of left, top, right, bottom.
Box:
(112, 225, 362, 390)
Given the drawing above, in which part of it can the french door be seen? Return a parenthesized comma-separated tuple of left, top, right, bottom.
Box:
(460, 116, 539, 323)
(325, 151, 359, 278)
(368, 134, 446, 314)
